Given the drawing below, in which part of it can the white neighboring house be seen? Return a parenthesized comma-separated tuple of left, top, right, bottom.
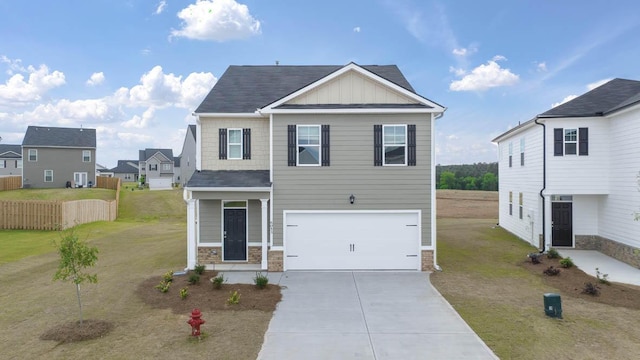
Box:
(139, 148, 175, 190)
(492, 78, 640, 268)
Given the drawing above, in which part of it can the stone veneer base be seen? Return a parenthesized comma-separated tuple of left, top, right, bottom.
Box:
(575, 235, 640, 268)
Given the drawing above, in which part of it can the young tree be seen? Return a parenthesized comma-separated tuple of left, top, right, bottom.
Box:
(439, 171, 457, 189)
(53, 229, 98, 324)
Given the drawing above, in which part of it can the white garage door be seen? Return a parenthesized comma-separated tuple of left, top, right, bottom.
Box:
(284, 211, 420, 270)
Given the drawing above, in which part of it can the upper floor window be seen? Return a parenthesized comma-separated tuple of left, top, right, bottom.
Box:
(519, 192, 524, 219)
(16, 160, 22, 168)
(219, 128, 251, 160)
(44, 169, 53, 182)
(0, 160, 5, 168)
(508, 142, 513, 168)
(509, 191, 513, 216)
(520, 138, 525, 166)
(83, 150, 91, 162)
(149, 164, 158, 171)
(28, 149, 37, 162)
(287, 125, 330, 166)
(374, 124, 416, 166)
(162, 163, 171, 171)
(554, 127, 588, 156)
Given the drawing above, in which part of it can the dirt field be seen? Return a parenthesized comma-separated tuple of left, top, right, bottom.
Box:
(437, 189, 498, 219)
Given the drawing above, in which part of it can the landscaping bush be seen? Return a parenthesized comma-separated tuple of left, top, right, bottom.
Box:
(227, 290, 241, 304)
(194, 264, 205, 275)
(155, 280, 171, 293)
(162, 270, 174, 283)
(559, 257, 574, 268)
(188, 274, 200, 285)
(543, 266, 561, 276)
(546, 248, 560, 259)
(583, 282, 600, 296)
(528, 252, 542, 264)
(596, 268, 610, 285)
(179, 287, 189, 300)
(254, 272, 269, 289)
(210, 274, 226, 289)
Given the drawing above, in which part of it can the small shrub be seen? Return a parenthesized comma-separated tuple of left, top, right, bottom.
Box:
(179, 287, 189, 300)
(596, 268, 610, 285)
(543, 266, 561, 276)
(188, 273, 200, 285)
(546, 248, 560, 259)
(528, 253, 542, 264)
(559, 257, 574, 268)
(155, 280, 171, 293)
(254, 272, 269, 289)
(227, 290, 241, 305)
(194, 264, 205, 275)
(583, 282, 600, 296)
(163, 270, 174, 282)
(210, 274, 226, 289)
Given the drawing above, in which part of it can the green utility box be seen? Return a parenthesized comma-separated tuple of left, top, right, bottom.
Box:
(544, 293, 562, 318)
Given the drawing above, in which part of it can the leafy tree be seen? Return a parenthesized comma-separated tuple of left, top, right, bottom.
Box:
(463, 176, 477, 190)
(439, 171, 457, 189)
(480, 172, 498, 191)
(53, 229, 98, 324)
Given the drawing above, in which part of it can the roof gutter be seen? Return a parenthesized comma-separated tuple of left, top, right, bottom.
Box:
(534, 117, 546, 253)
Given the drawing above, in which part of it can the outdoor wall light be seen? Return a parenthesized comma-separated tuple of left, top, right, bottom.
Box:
(349, 194, 356, 204)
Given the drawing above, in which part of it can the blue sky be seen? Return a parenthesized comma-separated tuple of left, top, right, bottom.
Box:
(1, 0, 639, 167)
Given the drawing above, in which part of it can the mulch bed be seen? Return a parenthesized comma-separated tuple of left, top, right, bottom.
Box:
(135, 271, 282, 314)
(40, 320, 114, 344)
(520, 255, 640, 310)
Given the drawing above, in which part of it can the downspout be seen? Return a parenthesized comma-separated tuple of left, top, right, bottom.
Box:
(534, 117, 546, 253)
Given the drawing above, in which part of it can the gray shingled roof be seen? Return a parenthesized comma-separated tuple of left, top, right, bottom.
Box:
(186, 170, 271, 188)
(188, 124, 196, 140)
(0, 144, 22, 158)
(194, 64, 418, 113)
(22, 126, 96, 147)
(139, 148, 174, 162)
(540, 78, 640, 117)
(110, 160, 139, 174)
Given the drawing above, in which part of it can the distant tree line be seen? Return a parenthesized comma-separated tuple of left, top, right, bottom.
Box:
(436, 162, 498, 191)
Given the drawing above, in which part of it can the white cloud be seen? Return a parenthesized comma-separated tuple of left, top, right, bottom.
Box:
(552, 95, 578, 108)
(587, 78, 612, 90)
(536, 62, 547, 72)
(155, 1, 167, 15)
(450, 56, 519, 92)
(0, 63, 65, 103)
(0, 55, 28, 74)
(140, 48, 152, 56)
(447, 134, 459, 140)
(452, 48, 467, 56)
(452, 45, 477, 57)
(171, 0, 261, 41)
(121, 107, 156, 128)
(353, 27, 361, 33)
(86, 72, 105, 86)
(448, 66, 466, 77)
(117, 132, 154, 143)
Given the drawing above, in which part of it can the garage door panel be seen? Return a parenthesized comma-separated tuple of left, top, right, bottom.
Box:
(285, 212, 420, 270)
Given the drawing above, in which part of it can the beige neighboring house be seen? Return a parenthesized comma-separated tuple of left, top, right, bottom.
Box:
(184, 63, 446, 272)
(0, 144, 22, 177)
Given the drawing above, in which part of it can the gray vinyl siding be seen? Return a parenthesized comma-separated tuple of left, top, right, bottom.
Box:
(272, 113, 433, 247)
(0, 158, 21, 176)
(22, 147, 96, 188)
(197, 198, 269, 245)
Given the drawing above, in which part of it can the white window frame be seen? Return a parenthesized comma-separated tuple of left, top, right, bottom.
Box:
(28, 149, 37, 162)
(16, 160, 22, 169)
(383, 124, 407, 166)
(82, 150, 91, 162)
(296, 125, 321, 166)
(227, 128, 243, 160)
(0, 160, 4, 169)
(162, 163, 171, 171)
(564, 128, 577, 155)
(44, 169, 53, 182)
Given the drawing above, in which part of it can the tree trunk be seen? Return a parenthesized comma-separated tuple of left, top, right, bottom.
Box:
(76, 283, 83, 324)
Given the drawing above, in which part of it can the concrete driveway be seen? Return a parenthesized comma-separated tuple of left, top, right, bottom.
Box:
(256, 272, 497, 360)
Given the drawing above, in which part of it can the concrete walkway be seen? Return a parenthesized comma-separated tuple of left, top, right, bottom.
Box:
(250, 271, 497, 360)
(558, 249, 640, 286)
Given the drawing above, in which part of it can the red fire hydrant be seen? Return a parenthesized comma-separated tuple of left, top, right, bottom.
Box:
(187, 308, 205, 336)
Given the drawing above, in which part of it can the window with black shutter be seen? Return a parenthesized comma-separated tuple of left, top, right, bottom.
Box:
(321, 125, 330, 166)
(553, 128, 563, 156)
(219, 128, 227, 159)
(374, 125, 382, 166)
(407, 124, 416, 166)
(578, 127, 588, 155)
(243, 128, 251, 159)
(287, 125, 296, 166)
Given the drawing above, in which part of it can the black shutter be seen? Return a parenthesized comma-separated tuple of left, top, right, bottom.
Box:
(553, 128, 563, 156)
(287, 125, 296, 166)
(321, 125, 330, 166)
(520, 152, 524, 166)
(374, 125, 382, 166)
(243, 128, 251, 159)
(219, 128, 227, 160)
(578, 127, 588, 156)
(407, 124, 416, 166)
(509, 155, 512, 168)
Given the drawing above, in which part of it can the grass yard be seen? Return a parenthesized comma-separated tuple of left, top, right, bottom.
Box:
(432, 190, 640, 360)
(0, 188, 116, 201)
(0, 188, 275, 359)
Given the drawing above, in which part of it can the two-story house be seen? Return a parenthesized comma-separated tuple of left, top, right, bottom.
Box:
(138, 148, 174, 190)
(22, 126, 96, 188)
(184, 63, 446, 272)
(110, 160, 139, 182)
(176, 124, 197, 186)
(492, 78, 640, 268)
(0, 144, 22, 177)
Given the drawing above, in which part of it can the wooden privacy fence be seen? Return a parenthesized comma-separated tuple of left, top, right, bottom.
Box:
(0, 199, 117, 230)
(96, 176, 121, 218)
(0, 176, 21, 191)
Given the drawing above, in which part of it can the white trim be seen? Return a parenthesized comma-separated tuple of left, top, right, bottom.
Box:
(382, 124, 408, 166)
(193, 112, 264, 118)
(185, 186, 272, 192)
(263, 107, 441, 115)
(260, 198, 269, 270)
(195, 116, 202, 170)
(260, 63, 445, 113)
(227, 128, 243, 159)
(296, 124, 321, 166)
(430, 113, 437, 269)
(28, 149, 38, 162)
(221, 200, 249, 262)
(44, 169, 53, 182)
(269, 113, 274, 248)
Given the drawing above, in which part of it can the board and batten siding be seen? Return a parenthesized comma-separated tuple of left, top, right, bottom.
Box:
(545, 117, 610, 194)
(288, 70, 418, 105)
(199, 117, 269, 171)
(497, 124, 544, 247)
(197, 199, 267, 245)
(272, 113, 433, 247)
(598, 107, 640, 248)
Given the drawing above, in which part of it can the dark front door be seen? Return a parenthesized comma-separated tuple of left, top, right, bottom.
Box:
(551, 202, 572, 246)
(224, 209, 247, 261)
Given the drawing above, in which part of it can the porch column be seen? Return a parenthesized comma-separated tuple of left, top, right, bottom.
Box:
(186, 198, 197, 270)
(260, 198, 269, 270)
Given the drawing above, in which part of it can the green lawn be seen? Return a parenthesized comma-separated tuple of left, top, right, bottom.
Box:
(0, 188, 116, 201)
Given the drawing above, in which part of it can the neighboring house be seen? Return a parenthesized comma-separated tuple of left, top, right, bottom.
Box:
(184, 63, 446, 272)
(110, 160, 139, 182)
(96, 163, 114, 178)
(176, 124, 197, 186)
(22, 126, 96, 188)
(0, 144, 22, 177)
(139, 148, 174, 190)
(492, 78, 640, 268)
